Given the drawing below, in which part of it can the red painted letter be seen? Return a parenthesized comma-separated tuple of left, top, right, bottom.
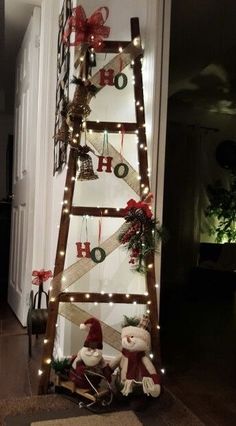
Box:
(76, 242, 91, 258)
(99, 69, 114, 86)
(97, 156, 113, 173)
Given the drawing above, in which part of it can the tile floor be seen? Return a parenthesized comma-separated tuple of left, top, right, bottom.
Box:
(0, 301, 43, 399)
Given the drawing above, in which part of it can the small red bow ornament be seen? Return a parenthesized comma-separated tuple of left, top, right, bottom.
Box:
(32, 269, 53, 285)
(125, 198, 153, 219)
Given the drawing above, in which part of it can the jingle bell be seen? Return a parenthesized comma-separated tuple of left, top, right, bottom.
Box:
(76, 145, 98, 181)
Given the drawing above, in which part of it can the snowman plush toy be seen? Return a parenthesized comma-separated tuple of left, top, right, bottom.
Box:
(69, 317, 111, 389)
(110, 315, 161, 401)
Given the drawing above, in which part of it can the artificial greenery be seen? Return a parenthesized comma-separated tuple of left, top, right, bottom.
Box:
(51, 357, 71, 374)
(205, 173, 236, 242)
(122, 315, 140, 328)
(119, 202, 163, 273)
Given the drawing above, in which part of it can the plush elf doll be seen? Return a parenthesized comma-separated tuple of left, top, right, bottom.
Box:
(69, 317, 111, 389)
(110, 315, 161, 398)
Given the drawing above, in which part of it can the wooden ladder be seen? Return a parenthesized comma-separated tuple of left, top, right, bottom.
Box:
(38, 17, 160, 395)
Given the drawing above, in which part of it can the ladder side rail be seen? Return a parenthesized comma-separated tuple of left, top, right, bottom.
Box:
(131, 17, 160, 366)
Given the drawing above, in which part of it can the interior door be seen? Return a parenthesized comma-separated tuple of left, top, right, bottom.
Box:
(8, 8, 41, 326)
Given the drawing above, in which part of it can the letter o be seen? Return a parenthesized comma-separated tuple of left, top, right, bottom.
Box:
(90, 247, 106, 263)
(114, 163, 129, 178)
(114, 73, 128, 90)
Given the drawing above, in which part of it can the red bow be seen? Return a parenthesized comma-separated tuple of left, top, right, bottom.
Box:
(125, 199, 153, 218)
(63, 6, 110, 49)
(32, 269, 53, 285)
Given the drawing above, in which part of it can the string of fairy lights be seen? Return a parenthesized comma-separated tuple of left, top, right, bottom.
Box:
(38, 37, 166, 383)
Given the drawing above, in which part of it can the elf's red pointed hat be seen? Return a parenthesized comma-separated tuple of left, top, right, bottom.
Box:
(80, 317, 103, 350)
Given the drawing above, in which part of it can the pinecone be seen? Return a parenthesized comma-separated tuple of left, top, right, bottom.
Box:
(134, 208, 152, 224)
(125, 208, 151, 225)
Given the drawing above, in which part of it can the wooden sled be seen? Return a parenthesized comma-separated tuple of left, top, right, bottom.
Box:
(55, 369, 113, 412)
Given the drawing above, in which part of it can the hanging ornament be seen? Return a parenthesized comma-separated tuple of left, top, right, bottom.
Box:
(98, 58, 128, 90)
(90, 247, 106, 263)
(118, 195, 163, 273)
(63, 6, 110, 50)
(97, 131, 113, 173)
(76, 129, 99, 180)
(114, 163, 129, 178)
(76, 217, 91, 258)
(114, 126, 129, 178)
(91, 216, 106, 263)
(67, 77, 98, 128)
(114, 73, 128, 90)
(99, 68, 115, 86)
(114, 57, 128, 90)
(76, 241, 91, 258)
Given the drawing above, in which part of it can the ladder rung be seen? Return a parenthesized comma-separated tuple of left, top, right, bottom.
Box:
(59, 292, 149, 305)
(71, 206, 125, 217)
(86, 121, 138, 133)
(100, 40, 131, 53)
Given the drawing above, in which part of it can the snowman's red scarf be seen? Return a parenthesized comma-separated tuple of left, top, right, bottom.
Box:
(122, 349, 152, 381)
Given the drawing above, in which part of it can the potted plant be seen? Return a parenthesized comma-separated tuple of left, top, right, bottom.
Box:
(205, 173, 236, 242)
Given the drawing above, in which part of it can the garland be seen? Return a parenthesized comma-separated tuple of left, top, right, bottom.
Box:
(119, 198, 162, 273)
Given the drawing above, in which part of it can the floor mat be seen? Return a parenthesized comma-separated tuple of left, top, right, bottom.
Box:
(2, 389, 205, 426)
(31, 411, 141, 426)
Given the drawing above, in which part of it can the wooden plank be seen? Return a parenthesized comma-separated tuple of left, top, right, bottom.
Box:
(71, 206, 125, 217)
(74, 41, 130, 66)
(59, 292, 148, 304)
(86, 121, 137, 133)
(101, 40, 130, 53)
